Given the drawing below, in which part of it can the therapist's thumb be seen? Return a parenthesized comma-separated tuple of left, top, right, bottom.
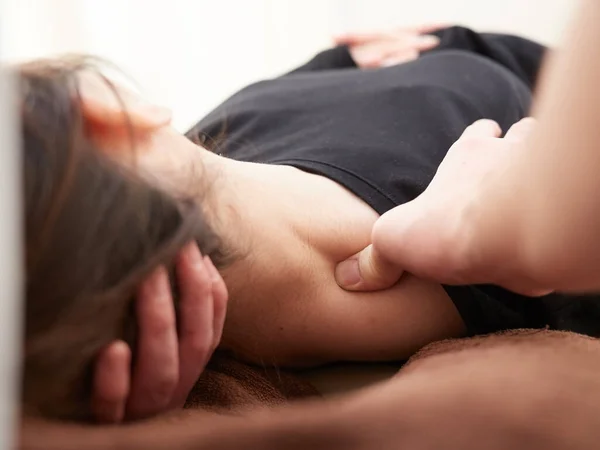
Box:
(335, 244, 404, 291)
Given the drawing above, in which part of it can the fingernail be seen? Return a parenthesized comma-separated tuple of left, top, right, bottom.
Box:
(182, 241, 203, 268)
(187, 241, 201, 255)
(147, 266, 169, 294)
(418, 35, 440, 46)
(335, 258, 362, 288)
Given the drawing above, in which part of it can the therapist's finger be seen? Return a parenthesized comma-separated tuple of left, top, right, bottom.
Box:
(336, 244, 404, 291)
(461, 119, 502, 139)
(504, 117, 537, 143)
(126, 266, 179, 419)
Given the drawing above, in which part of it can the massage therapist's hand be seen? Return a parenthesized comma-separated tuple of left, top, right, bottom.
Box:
(90, 242, 228, 423)
(335, 118, 549, 296)
(334, 24, 446, 68)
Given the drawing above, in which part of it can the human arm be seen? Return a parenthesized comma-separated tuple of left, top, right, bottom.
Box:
(509, 0, 600, 292)
(336, 0, 600, 295)
(336, 24, 546, 83)
(91, 241, 228, 422)
(285, 25, 442, 74)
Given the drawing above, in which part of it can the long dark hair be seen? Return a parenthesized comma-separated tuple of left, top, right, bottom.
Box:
(19, 58, 226, 421)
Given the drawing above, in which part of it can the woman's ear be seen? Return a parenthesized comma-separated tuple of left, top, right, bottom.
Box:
(77, 72, 172, 153)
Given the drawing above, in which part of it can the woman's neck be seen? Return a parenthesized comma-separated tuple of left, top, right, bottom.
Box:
(200, 149, 379, 278)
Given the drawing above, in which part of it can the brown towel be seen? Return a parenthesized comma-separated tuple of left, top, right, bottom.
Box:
(401, 327, 600, 375)
(186, 329, 585, 411)
(186, 329, 600, 412)
(184, 351, 320, 412)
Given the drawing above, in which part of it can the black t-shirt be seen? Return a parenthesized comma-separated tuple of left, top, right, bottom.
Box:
(188, 26, 600, 338)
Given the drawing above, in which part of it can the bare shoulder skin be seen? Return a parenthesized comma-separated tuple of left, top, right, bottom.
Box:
(217, 164, 465, 366)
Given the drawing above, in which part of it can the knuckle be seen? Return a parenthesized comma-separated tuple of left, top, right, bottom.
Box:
(511, 117, 536, 133)
(179, 259, 209, 289)
(372, 213, 396, 243)
(473, 119, 501, 134)
(455, 135, 478, 148)
(150, 313, 176, 336)
(462, 135, 484, 146)
(468, 119, 488, 129)
(190, 280, 212, 302)
(460, 135, 491, 151)
(365, 248, 397, 285)
(519, 117, 536, 125)
(368, 264, 393, 285)
(518, 119, 537, 133)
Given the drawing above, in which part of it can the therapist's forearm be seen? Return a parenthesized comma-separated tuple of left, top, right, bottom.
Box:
(474, 0, 600, 291)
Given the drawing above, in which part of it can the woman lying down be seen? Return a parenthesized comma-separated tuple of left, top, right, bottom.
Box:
(20, 25, 600, 422)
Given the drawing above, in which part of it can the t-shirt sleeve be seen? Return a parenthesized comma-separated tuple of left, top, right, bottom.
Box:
(284, 46, 357, 75)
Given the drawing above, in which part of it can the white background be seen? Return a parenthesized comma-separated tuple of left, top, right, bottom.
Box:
(4, 0, 577, 130)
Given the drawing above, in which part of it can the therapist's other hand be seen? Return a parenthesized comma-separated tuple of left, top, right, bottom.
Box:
(335, 24, 446, 68)
(336, 118, 544, 294)
(91, 241, 228, 423)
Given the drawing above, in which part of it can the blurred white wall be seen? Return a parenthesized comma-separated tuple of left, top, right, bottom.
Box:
(0, 0, 22, 448)
(4, 0, 578, 130)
